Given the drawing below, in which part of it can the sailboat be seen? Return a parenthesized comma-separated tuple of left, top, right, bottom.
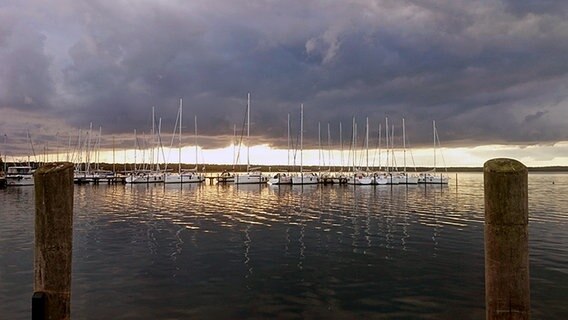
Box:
(319, 123, 335, 184)
(6, 165, 35, 186)
(292, 104, 318, 185)
(372, 122, 389, 185)
(331, 122, 347, 184)
(126, 108, 165, 184)
(347, 117, 373, 185)
(235, 93, 268, 184)
(268, 113, 292, 185)
(6, 131, 36, 186)
(398, 118, 419, 184)
(216, 124, 237, 183)
(418, 120, 449, 184)
(165, 99, 205, 184)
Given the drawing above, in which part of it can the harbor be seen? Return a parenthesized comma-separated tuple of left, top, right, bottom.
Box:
(2, 0, 568, 318)
(1, 167, 567, 318)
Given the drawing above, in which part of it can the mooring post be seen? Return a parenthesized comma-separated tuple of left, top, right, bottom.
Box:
(33, 162, 74, 320)
(484, 158, 529, 320)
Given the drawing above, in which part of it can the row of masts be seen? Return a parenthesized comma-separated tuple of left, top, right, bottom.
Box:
(2, 95, 448, 183)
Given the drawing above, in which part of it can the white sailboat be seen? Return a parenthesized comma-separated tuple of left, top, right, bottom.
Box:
(331, 122, 347, 184)
(126, 109, 165, 184)
(216, 124, 237, 183)
(6, 165, 35, 186)
(399, 118, 419, 184)
(372, 122, 389, 185)
(165, 99, 205, 184)
(292, 104, 318, 185)
(235, 93, 268, 184)
(347, 117, 373, 185)
(388, 123, 402, 185)
(419, 120, 449, 184)
(268, 113, 292, 185)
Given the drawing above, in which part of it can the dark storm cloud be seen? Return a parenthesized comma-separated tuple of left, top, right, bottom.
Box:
(1, 0, 568, 151)
(0, 17, 55, 111)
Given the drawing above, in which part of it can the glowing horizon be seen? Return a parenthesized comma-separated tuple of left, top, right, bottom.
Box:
(5, 142, 568, 168)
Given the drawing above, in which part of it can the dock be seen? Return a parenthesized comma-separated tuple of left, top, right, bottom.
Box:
(73, 176, 127, 185)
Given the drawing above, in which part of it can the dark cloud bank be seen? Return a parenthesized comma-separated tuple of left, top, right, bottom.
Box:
(1, 0, 568, 151)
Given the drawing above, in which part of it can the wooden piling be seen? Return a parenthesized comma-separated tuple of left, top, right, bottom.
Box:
(33, 162, 74, 320)
(484, 158, 529, 320)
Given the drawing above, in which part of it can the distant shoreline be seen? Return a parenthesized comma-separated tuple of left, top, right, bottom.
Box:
(3, 162, 568, 173)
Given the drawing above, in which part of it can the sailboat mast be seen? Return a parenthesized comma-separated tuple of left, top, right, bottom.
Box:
(318, 122, 321, 172)
(157, 118, 162, 171)
(327, 123, 331, 172)
(113, 135, 116, 173)
(195, 115, 198, 169)
(366, 117, 369, 171)
(403, 118, 406, 172)
(233, 124, 236, 168)
(77, 129, 82, 168)
(385, 118, 389, 173)
(67, 133, 71, 162)
(339, 122, 343, 171)
(391, 124, 395, 170)
(97, 126, 102, 171)
(433, 120, 436, 171)
(287, 113, 290, 167)
(378, 123, 382, 170)
(133, 129, 137, 172)
(352, 117, 355, 172)
(87, 123, 93, 173)
(300, 104, 304, 176)
(178, 99, 183, 174)
(247, 93, 250, 171)
(152, 107, 155, 169)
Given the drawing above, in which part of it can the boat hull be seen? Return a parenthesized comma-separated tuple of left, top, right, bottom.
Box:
(419, 173, 449, 184)
(292, 174, 319, 185)
(235, 173, 268, 184)
(126, 173, 165, 184)
(267, 175, 292, 185)
(6, 175, 34, 186)
(164, 173, 205, 184)
(346, 175, 373, 185)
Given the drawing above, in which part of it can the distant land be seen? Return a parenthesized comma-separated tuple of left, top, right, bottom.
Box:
(3, 161, 568, 173)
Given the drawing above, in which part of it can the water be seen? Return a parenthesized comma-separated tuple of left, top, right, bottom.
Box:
(1, 173, 567, 319)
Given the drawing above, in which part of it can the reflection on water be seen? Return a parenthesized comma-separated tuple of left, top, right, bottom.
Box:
(1, 173, 567, 319)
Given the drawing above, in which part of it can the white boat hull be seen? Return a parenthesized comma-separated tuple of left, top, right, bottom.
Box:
(267, 175, 292, 185)
(6, 175, 35, 186)
(373, 174, 389, 185)
(126, 173, 165, 184)
(235, 173, 268, 184)
(385, 174, 400, 185)
(164, 173, 205, 184)
(399, 174, 419, 184)
(292, 174, 319, 185)
(346, 174, 373, 185)
(6, 166, 35, 186)
(419, 173, 449, 184)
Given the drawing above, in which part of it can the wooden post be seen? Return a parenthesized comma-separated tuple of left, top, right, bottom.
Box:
(34, 162, 74, 320)
(484, 158, 529, 320)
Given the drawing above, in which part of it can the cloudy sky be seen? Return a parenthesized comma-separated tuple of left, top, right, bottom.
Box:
(1, 0, 567, 166)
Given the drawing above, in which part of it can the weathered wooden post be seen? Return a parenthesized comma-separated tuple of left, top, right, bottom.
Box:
(33, 162, 74, 320)
(484, 158, 529, 320)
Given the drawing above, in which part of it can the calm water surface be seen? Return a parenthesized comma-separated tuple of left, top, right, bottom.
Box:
(1, 173, 567, 319)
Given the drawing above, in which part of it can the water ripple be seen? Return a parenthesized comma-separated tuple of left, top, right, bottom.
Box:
(1, 173, 567, 318)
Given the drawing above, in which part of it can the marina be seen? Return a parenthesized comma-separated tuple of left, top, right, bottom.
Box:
(1, 172, 567, 318)
(2, 1, 567, 319)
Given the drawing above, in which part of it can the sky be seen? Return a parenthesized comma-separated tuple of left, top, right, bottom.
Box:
(1, 0, 568, 167)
